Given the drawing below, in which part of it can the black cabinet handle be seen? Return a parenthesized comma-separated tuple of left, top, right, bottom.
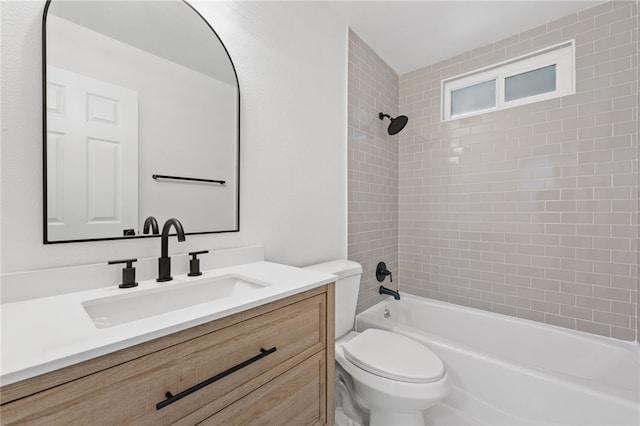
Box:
(156, 347, 277, 410)
(152, 174, 225, 185)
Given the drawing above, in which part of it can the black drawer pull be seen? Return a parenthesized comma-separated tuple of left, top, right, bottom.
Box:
(156, 347, 277, 410)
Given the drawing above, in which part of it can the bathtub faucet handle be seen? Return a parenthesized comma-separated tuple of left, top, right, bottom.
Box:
(376, 262, 392, 283)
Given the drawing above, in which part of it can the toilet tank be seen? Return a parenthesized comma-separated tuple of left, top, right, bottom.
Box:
(305, 260, 363, 339)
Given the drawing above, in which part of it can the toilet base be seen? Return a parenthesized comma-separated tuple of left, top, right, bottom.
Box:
(369, 409, 425, 426)
(335, 363, 368, 425)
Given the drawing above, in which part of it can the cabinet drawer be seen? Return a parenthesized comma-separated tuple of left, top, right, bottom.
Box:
(200, 351, 327, 426)
(1, 294, 326, 425)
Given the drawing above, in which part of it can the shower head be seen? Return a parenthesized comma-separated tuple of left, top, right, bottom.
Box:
(379, 112, 408, 135)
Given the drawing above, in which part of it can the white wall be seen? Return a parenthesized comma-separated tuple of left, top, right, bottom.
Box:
(1, 1, 348, 275)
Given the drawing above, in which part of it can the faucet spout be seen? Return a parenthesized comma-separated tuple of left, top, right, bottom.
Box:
(157, 218, 186, 282)
(379, 285, 400, 300)
(143, 216, 159, 235)
(160, 218, 186, 258)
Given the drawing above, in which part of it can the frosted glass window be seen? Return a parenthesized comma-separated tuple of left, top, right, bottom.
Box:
(505, 65, 556, 102)
(450, 79, 496, 117)
(441, 41, 574, 121)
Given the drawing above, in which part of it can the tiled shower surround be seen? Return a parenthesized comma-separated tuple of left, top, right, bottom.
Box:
(349, 1, 639, 341)
(348, 30, 399, 313)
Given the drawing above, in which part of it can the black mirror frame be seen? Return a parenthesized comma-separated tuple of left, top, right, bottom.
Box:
(42, 0, 240, 244)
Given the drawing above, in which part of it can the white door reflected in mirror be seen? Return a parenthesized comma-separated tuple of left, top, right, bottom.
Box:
(47, 67, 139, 240)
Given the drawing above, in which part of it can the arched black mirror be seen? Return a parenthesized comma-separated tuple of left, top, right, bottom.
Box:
(43, 0, 239, 243)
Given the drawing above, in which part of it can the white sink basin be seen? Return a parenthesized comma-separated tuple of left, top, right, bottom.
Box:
(82, 275, 270, 328)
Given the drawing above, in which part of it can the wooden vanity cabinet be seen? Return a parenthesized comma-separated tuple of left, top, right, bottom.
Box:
(0, 284, 335, 426)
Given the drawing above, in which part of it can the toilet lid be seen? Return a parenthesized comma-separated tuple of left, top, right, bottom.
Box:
(341, 329, 444, 383)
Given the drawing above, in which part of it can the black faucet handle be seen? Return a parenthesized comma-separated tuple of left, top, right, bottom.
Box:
(188, 250, 209, 277)
(108, 258, 137, 267)
(108, 258, 138, 288)
(376, 261, 393, 283)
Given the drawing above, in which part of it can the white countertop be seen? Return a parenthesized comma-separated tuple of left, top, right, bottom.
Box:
(0, 261, 335, 386)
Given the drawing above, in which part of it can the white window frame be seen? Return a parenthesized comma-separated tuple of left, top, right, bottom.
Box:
(441, 40, 575, 122)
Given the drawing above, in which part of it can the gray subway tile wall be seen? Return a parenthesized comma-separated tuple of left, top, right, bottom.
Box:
(348, 1, 638, 341)
(397, 1, 638, 341)
(348, 30, 400, 313)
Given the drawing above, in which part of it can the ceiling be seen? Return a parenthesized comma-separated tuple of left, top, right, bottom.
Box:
(327, 0, 600, 75)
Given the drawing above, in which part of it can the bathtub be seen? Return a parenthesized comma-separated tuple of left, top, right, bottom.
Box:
(355, 294, 640, 426)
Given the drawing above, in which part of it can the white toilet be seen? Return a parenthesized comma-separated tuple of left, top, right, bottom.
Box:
(306, 260, 450, 426)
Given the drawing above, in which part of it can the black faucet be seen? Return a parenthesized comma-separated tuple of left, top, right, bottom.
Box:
(379, 285, 401, 300)
(143, 216, 159, 235)
(157, 218, 186, 282)
(376, 261, 399, 300)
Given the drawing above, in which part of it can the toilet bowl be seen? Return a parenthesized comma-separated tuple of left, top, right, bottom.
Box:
(305, 260, 450, 426)
(336, 330, 450, 426)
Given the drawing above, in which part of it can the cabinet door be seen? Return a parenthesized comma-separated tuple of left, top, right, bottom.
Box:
(199, 351, 327, 426)
(1, 295, 326, 425)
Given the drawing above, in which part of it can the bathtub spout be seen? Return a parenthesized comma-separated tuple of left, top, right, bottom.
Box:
(379, 285, 400, 300)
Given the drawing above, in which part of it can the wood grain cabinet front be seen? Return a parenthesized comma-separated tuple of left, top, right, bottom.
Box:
(0, 285, 335, 426)
(199, 351, 327, 426)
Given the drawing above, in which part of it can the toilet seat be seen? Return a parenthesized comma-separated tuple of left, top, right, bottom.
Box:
(341, 329, 444, 383)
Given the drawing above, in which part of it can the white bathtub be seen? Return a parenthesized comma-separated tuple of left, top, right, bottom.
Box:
(355, 294, 640, 426)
